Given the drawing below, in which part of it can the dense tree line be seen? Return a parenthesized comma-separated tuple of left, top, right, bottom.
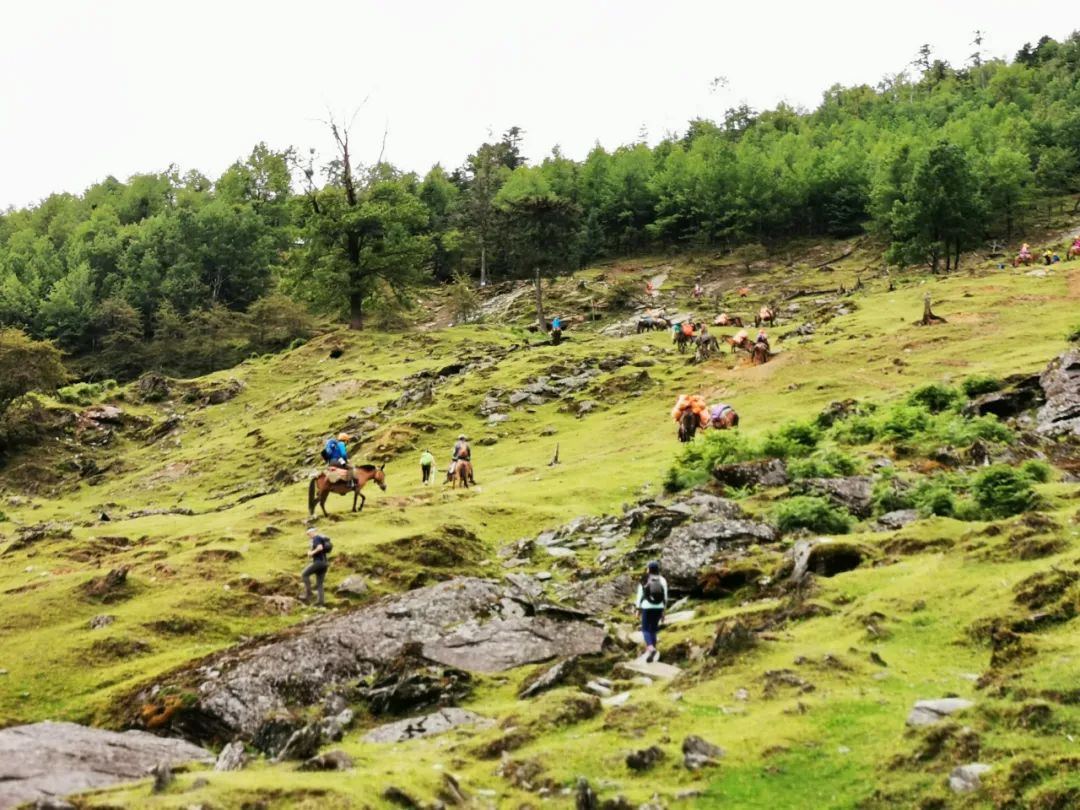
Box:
(1, 31, 1079, 376)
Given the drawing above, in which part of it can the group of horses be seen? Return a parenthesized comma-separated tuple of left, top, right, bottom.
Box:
(307, 458, 475, 516)
(677, 404, 739, 442)
(1013, 241, 1080, 267)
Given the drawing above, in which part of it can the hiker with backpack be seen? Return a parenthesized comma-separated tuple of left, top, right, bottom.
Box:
(635, 560, 668, 662)
(420, 448, 434, 485)
(301, 527, 332, 608)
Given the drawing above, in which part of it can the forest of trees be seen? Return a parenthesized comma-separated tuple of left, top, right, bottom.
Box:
(2, 32, 1079, 383)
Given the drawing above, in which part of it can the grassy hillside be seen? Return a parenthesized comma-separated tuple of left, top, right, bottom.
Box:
(2, 234, 1080, 809)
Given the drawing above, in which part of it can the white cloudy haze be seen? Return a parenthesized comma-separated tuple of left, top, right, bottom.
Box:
(0, 0, 1074, 208)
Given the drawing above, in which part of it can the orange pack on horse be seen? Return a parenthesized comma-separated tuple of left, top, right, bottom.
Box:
(308, 463, 386, 517)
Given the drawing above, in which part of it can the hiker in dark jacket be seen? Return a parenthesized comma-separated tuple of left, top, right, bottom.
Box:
(302, 527, 331, 607)
(635, 560, 668, 662)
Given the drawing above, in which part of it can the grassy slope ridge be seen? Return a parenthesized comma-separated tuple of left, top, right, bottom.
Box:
(1, 236, 1079, 809)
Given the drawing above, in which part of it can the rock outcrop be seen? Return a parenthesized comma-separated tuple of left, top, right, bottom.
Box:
(0, 721, 211, 810)
(1037, 350, 1080, 436)
(654, 518, 777, 590)
(130, 577, 606, 745)
(790, 476, 873, 518)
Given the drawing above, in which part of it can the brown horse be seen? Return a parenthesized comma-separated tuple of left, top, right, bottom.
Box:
(1069, 244, 1080, 260)
(725, 335, 753, 355)
(450, 460, 473, 488)
(1013, 252, 1033, 267)
(750, 342, 771, 365)
(678, 409, 699, 443)
(754, 306, 776, 328)
(308, 464, 386, 517)
(714, 313, 744, 328)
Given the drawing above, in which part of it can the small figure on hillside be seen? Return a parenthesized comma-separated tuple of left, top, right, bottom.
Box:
(1043, 249, 1053, 265)
(692, 282, 704, 299)
(646, 280, 655, 297)
(322, 433, 353, 485)
(301, 528, 332, 608)
(420, 449, 434, 485)
(635, 560, 668, 663)
(756, 329, 770, 352)
(1069, 237, 1080, 259)
(447, 434, 474, 484)
(551, 315, 563, 345)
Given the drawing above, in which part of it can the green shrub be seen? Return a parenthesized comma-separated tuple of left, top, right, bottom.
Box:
(788, 449, 860, 479)
(973, 465, 1037, 518)
(665, 430, 760, 492)
(774, 496, 852, 535)
(831, 415, 877, 445)
(762, 421, 820, 459)
(911, 481, 957, 517)
(961, 375, 1002, 397)
(881, 405, 931, 441)
(872, 474, 913, 513)
(605, 277, 641, 310)
(931, 413, 1013, 447)
(56, 380, 117, 405)
(288, 337, 308, 351)
(908, 384, 961, 414)
(1019, 460, 1052, 483)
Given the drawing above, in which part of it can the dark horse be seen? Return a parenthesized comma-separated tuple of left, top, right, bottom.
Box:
(678, 409, 700, 443)
(308, 463, 386, 517)
(751, 342, 771, 365)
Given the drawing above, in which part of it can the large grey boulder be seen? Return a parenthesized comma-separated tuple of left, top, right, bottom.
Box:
(1037, 351, 1080, 436)
(790, 477, 873, 518)
(658, 519, 777, 590)
(0, 721, 211, 810)
(712, 459, 789, 489)
(129, 578, 607, 743)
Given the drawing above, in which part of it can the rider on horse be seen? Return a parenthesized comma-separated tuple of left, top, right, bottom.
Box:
(448, 434, 473, 482)
(756, 329, 770, 352)
(324, 433, 354, 485)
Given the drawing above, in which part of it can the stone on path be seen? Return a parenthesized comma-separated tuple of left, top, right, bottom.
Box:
(949, 763, 991, 793)
(362, 708, 493, 744)
(617, 658, 682, 681)
(906, 698, 975, 727)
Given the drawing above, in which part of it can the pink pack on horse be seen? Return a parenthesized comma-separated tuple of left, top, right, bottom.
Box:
(709, 403, 740, 430)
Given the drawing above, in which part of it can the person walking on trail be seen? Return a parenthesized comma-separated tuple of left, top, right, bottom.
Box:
(420, 449, 434, 485)
(302, 528, 332, 608)
(635, 560, 668, 663)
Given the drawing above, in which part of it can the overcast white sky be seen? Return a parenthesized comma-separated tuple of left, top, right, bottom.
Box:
(0, 0, 1074, 209)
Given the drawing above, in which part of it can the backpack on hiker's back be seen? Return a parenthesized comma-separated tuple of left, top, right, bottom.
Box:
(644, 574, 665, 605)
